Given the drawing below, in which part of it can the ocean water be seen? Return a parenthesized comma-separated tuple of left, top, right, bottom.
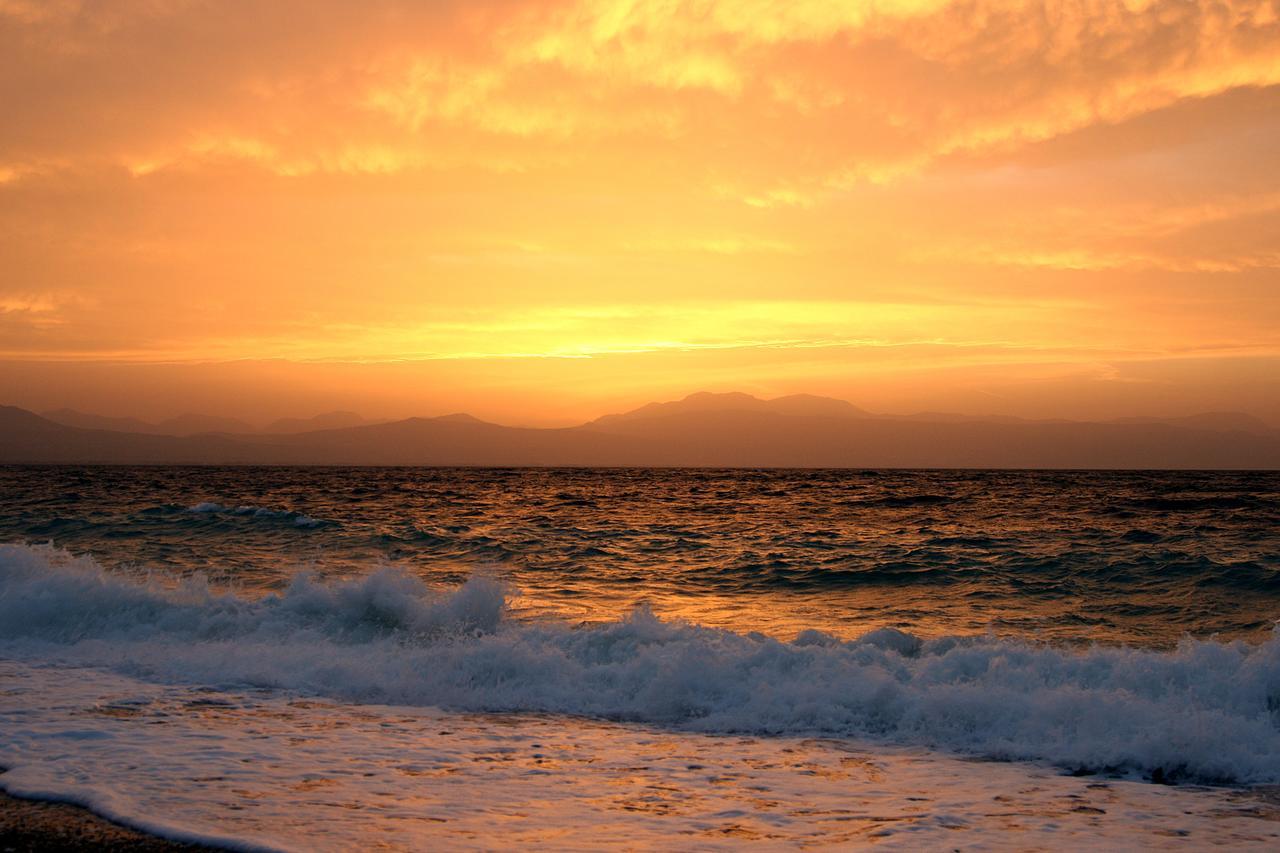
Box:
(2, 466, 1280, 849)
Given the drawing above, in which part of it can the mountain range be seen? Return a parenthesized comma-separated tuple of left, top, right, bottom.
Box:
(40, 409, 374, 436)
(3, 392, 1278, 468)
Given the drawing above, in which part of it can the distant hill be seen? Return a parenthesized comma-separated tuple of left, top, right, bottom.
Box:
(43, 408, 382, 437)
(262, 411, 371, 435)
(590, 391, 869, 427)
(5, 394, 1278, 468)
(1110, 412, 1277, 436)
(153, 413, 257, 435)
(42, 409, 256, 436)
(584, 407, 1280, 469)
(41, 408, 164, 434)
(0, 406, 651, 466)
(5, 406, 264, 463)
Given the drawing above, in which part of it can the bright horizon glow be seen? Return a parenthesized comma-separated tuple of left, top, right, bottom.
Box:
(2, 1, 1278, 426)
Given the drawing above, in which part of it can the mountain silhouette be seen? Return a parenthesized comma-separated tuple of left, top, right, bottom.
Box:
(4, 393, 1278, 468)
(42, 409, 256, 436)
(1109, 411, 1276, 436)
(262, 411, 371, 435)
(589, 391, 869, 426)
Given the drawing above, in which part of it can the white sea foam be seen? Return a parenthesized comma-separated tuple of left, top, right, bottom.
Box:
(3, 542, 1280, 784)
(8, 662, 1277, 851)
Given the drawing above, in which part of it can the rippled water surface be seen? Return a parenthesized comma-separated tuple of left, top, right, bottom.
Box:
(2, 466, 1277, 646)
(7, 464, 1280, 849)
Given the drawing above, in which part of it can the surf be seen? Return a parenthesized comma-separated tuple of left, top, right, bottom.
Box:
(5, 542, 1280, 784)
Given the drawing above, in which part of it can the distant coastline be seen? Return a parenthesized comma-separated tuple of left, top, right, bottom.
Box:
(3, 392, 1279, 469)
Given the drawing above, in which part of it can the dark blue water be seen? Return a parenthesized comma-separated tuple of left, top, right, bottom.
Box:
(1, 465, 1277, 646)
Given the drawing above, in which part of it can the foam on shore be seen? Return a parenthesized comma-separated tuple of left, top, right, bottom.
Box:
(4, 542, 1280, 783)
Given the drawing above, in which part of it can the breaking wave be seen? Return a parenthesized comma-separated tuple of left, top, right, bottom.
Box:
(4, 543, 1280, 784)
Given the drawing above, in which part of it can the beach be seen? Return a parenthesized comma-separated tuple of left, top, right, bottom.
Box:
(5, 0, 1279, 845)
(2, 466, 1279, 848)
(5, 659, 1280, 850)
(0, 787, 219, 852)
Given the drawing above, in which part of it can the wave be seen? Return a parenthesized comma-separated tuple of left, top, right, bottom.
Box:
(3, 543, 1280, 784)
(1122, 496, 1269, 512)
(850, 493, 955, 508)
(187, 502, 324, 528)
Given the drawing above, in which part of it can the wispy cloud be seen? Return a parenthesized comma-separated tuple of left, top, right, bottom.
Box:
(1, 1, 1278, 420)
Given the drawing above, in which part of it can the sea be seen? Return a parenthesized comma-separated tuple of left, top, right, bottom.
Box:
(2, 465, 1279, 849)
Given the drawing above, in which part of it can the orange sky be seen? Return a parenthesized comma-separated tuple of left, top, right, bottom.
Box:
(1, 0, 1278, 426)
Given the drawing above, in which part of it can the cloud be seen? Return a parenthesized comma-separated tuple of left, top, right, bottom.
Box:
(1, 0, 1278, 423)
(2, 0, 1276, 185)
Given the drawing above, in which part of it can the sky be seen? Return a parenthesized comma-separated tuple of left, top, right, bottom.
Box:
(1, 0, 1278, 427)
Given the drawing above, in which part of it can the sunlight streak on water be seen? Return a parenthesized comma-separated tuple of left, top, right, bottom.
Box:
(1, 466, 1276, 645)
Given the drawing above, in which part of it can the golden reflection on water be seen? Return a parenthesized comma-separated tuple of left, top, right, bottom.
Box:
(57, 677, 1280, 849)
(4, 466, 1277, 648)
(508, 584, 1123, 647)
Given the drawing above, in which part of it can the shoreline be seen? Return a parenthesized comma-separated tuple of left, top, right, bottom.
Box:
(0, 788, 224, 852)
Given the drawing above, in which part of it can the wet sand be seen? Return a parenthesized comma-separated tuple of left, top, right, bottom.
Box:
(0, 788, 222, 852)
